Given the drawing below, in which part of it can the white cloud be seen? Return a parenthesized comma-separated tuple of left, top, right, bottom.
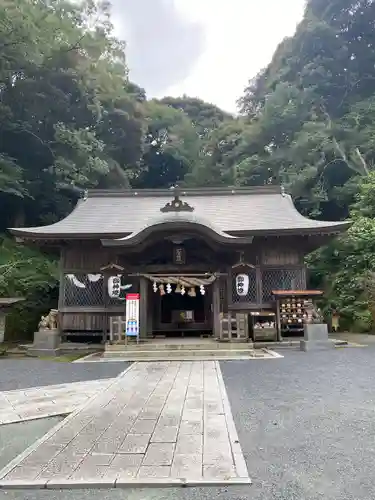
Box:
(161, 0, 306, 112)
(111, 0, 306, 113)
(111, 0, 205, 95)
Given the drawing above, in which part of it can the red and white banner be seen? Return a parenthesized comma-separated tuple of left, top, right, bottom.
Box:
(125, 293, 140, 337)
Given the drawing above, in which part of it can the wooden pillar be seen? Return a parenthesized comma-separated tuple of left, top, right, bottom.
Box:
(301, 265, 307, 289)
(139, 277, 148, 339)
(146, 285, 153, 337)
(276, 298, 282, 341)
(102, 271, 109, 344)
(212, 279, 221, 340)
(256, 265, 262, 305)
(58, 249, 65, 339)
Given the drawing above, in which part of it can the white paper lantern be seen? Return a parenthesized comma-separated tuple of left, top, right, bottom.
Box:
(235, 274, 249, 296)
(108, 276, 121, 298)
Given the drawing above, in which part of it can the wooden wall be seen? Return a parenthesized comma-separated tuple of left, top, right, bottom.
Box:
(62, 243, 118, 271)
(59, 236, 308, 334)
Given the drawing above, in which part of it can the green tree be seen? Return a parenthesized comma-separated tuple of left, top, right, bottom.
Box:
(0, 0, 144, 229)
(132, 100, 202, 188)
(159, 96, 233, 139)
(0, 0, 145, 338)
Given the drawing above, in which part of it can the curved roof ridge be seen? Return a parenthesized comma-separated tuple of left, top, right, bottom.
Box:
(101, 213, 254, 247)
(125, 212, 236, 239)
(284, 194, 349, 227)
(8, 197, 85, 234)
(85, 185, 283, 198)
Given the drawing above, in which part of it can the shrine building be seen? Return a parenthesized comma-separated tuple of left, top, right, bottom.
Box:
(9, 186, 349, 343)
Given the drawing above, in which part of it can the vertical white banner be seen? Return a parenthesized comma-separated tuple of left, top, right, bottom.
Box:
(125, 293, 140, 339)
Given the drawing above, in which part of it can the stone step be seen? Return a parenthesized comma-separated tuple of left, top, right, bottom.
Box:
(106, 341, 253, 351)
(103, 348, 260, 360)
(102, 355, 258, 361)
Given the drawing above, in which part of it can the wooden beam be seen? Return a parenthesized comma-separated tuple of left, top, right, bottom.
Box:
(59, 306, 125, 313)
(139, 277, 148, 339)
(256, 265, 262, 304)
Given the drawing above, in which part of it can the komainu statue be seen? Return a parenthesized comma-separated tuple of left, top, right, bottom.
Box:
(304, 300, 323, 324)
(38, 309, 58, 330)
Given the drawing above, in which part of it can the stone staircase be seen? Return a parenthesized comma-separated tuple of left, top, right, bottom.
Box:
(102, 339, 276, 361)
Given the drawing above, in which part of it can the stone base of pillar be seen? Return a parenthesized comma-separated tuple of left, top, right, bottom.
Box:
(29, 328, 61, 357)
(300, 323, 335, 352)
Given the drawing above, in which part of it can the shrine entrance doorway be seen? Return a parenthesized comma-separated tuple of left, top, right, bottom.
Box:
(148, 275, 215, 338)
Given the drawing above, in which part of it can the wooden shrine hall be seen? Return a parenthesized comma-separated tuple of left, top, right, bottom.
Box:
(9, 186, 349, 342)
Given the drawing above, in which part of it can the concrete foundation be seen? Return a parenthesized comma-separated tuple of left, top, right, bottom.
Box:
(300, 323, 335, 351)
(28, 328, 61, 356)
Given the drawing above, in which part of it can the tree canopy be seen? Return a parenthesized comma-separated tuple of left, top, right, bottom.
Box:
(237, 0, 375, 329)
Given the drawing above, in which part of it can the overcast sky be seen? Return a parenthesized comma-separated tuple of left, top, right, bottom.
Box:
(111, 0, 306, 113)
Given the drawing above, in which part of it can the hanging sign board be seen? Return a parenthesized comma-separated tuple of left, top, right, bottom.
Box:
(125, 293, 140, 338)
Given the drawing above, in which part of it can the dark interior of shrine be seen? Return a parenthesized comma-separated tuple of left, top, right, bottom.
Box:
(155, 284, 211, 337)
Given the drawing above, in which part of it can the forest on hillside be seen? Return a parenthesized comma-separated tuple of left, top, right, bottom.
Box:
(1, 0, 375, 337)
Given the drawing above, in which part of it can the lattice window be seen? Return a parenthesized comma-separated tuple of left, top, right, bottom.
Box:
(231, 269, 257, 303)
(63, 274, 104, 307)
(261, 268, 304, 302)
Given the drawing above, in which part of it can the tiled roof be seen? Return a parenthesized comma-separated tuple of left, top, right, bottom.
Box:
(9, 186, 350, 239)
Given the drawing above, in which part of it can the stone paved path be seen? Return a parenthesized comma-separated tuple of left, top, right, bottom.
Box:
(0, 379, 114, 425)
(0, 361, 250, 488)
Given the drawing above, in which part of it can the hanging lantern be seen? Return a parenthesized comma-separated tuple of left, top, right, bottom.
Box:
(200, 284, 205, 295)
(153, 281, 158, 293)
(175, 283, 181, 294)
(159, 284, 165, 296)
(181, 286, 186, 295)
(108, 276, 121, 298)
(166, 283, 172, 294)
(235, 274, 249, 296)
(188, 287, 196, 297)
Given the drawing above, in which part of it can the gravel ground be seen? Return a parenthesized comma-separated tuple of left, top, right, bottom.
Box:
(1, 346, 375, 500)
(222, 345, 375, 499)
(0, 359, 130, 391)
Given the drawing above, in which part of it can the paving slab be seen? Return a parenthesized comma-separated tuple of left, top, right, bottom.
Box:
(0, 379, 115, 425)
(0, 361, 250, 488)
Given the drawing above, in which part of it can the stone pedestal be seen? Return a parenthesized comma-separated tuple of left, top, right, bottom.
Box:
(0, 313, 5, 344)
(28, 328, 61, 356)
(300, 323, 334, 352)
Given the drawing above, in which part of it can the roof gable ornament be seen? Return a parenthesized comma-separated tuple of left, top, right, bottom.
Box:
(100, 263, 125, 272)
(160, 185, 194, 213)
(232, 251, 255, 269)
